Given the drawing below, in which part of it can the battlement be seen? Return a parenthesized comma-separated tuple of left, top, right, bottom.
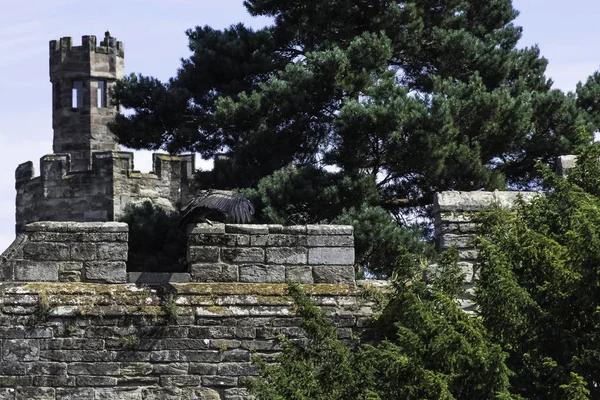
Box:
(15, 152, 197, 233)
(49, 35, 124, 57)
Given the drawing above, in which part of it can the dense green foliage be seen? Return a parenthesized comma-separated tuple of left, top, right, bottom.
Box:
(110, 0, 596, 275)
(119, 201, 187, 272)
(475, 144, 600, 399)
(250, 254, 513, 399)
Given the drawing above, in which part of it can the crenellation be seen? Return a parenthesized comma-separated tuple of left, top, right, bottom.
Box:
(16, 151, 196, 232)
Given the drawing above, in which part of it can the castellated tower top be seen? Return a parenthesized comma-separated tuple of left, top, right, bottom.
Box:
(49, 34, 124, 171)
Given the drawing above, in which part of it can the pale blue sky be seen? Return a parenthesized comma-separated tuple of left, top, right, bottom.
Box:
(0, 0, 598, 250)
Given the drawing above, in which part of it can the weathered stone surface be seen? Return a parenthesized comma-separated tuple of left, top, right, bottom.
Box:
(434, 190, 537, 213)
(191, 264, 228, 283)
(239, 265, 285, 283)
(307, 225, 353, 235)
(68, 362, 119, 375)
(190, 223, 226, 235)
(14, 387, 55, 400)
(225, 225, 268, 235)
(96, 243, 128, 261)
(266, 247, 307, 265)
(558, 154, 577, 176)
(14, 261, 58, 282)
(187, 247, 220, 263)
(285, 266, 313, 283)
(266, 234, 307, 247)
(267, 225, 307, 234)
(23, 242, 70, 261)
(438, 234, 476, 249)
(313, 266, 355, 284)
(84, 261, 126, 283)
(221, 248, 264, 264)
(307, 235, 353, 247)
(3, 339, 40, 361)
(70, 243, 96, 261)
(308, 247, 354, 265)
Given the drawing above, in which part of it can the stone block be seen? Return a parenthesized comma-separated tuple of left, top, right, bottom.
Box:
(307, 225, 353, 235)
(266, 234, 307, 247)
(312, 265, 355, 284)
(84, 261, 127, 283)
(239, 265, 285, 283)
(160, 375, 201, 387)
(558, 154, 577, 176)
(14, 261, 58, 282)
(188, 363, 218, 375)
(438, 234, 476, 249)
(225, 224, 268, 235)
(191, 263, 238, 282)
(266, 247, 307, 265)
(23, 242, 70, 261)
(14, 387, 55, 400)
(285, 266, 313, 283)
(189, 223, 226, 235)
(153, 362, 188, 375)
(191, 264, 233, 283)
(187, 246, 220, 263)
(96, 243, 128, 261)
(308, 247, 354, 265)
(268, 225, 307, 234)
(250, 235, 268, 246)
(70, 243, 96, 261)
(188, 233, 235, 246)
(93, 388, 142, 400)
(218, 362, 258, 376)
(202, 375, 238, 387)
(56, 388, 95, 400)
(76, 376, 117, 386)
(67, 362, 120, 375)
(221, 248, 264, 264)
(307, 235, 354, 247)
(3, 339, 40, 362)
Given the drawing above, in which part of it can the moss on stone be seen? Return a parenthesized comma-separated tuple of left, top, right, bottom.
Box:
(203, 305, 229, 315)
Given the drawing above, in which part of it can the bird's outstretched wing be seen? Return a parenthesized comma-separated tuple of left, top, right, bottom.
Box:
(180, 190, 255, 226)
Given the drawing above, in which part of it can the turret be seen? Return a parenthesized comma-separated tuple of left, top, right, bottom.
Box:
(49, 33, 124, 171)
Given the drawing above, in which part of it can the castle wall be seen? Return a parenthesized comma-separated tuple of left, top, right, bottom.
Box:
(0, 222, 378, 400)
(15, 152, 195, 233)
(0, 281, 378, 400)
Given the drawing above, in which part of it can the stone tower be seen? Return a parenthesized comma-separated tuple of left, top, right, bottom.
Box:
(49, 33, 124, 171)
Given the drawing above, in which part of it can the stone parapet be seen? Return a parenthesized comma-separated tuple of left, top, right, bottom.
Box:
(1, 222, 128, 283)
(432, 190, 538, 311)
(0, 281, 382, 400)
(187, 224, 356, 285)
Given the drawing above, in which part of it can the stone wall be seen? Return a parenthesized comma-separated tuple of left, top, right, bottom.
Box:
(15, 152, 195, 233)
(432, 190, 537, 310)
(1, 222, 128, 284)
(188, 224, 356, 285)
(0, 281, 380, 400)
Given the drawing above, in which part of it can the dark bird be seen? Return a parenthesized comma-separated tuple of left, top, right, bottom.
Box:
(179, 190, 254, 228)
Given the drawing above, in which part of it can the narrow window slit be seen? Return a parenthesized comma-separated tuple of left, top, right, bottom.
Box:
(72, 81, 83, 108)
